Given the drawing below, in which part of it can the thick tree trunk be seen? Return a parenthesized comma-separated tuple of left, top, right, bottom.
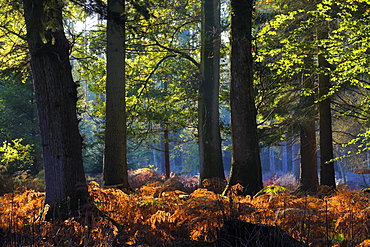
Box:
(199, 0, 225, 182)
(300, 122, 319, 191)
(318, 24, 336, 188)
(298, 76, 319, 191)
(225, 0, 263, 196)
(22, 0, 88, 219)
(104, 0, 129, 188)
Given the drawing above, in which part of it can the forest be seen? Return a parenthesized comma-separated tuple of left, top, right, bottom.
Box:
(1, 0, 370, 246)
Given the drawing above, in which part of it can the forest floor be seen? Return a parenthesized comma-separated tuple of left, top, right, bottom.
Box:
(0, 171, 370, 246)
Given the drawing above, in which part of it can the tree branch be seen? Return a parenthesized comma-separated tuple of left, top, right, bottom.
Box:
(153, 39, 200, 69)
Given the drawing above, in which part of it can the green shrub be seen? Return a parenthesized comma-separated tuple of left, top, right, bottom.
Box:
(0, 138, 35, 175)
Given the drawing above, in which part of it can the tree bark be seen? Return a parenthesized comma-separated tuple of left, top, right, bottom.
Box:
(22, 0, 89, 219)
(225, 0, 263, 196)
(298, 75, 319, 191)
(198, 0, 225, 182)
(317, 23, 336, 188)
(104, 0, 129, 188)
(299, 121, 319, 191)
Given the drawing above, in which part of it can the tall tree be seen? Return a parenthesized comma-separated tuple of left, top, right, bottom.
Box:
(73, 0, 201, 175)
(225, 0, 263, 196)
(162, 79, 171, 179)
(199, 0, 225, 182)
(22, 0, 89, 219)
(317, 19, 335, 188)
(298, 74, 319, 191)
(104, 0, 130, 188)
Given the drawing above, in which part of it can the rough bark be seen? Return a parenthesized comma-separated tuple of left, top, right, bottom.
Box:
(317, 23, 336, 188)
(199, 0, 225, 182)
(22, 0, 89, 219)
(225, 0, 263, 196)
(104, 0, 129, 187)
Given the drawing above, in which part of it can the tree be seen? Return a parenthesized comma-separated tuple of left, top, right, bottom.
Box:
(317, 18, 335, 188)
(225, 0, 263, 196)
(103, 0, 130, 188)
(123, 0, 200, 175)
(256, 0, 370, 191)
(199, 0, 225, 183)
(162, 79, 171, 179)
(22, 0, 89, 219)
(72, 0, 201, 175)
(298, 74, 319, 191)
(256, 3, 321, 192)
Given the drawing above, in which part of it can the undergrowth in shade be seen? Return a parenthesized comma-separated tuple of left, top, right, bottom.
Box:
(1, 179, 370, 246)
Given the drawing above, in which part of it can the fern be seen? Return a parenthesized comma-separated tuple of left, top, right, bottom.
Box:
(254, 184, 288, 197)
(1, 178, 370, 246)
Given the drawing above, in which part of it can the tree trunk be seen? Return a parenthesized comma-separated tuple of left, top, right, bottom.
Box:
(225, 0, 263, 196)
(317, 23, 336, 188)
(163, 80, 171, 179)
(22, 0, 89, 220)
(293, 143, 301, 180)
(199, 0, 225, 182)
(164, 127, 171, 179)
(298, 75, 319, 191)
(300, 122, 319, 191)
(287, 141, 293, 172)
(104, 0, 129, 188)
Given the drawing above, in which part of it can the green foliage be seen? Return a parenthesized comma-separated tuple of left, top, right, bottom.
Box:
(0, 80, 39, 140)
(0, 78, 42, 173)
(139, 198, 168, 208)
(254, 184, 288, 197)
(81, 132, 104, 174)
(0, 138, 35, 175)
(0, 0, 28, 79)
(255, 0, 370, 151)
(69, 0, 204, 173)
(3, 0, 370, 179)
(331, 129, 370, 166)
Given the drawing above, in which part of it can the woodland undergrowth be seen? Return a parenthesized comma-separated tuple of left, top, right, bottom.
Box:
(0, 170, 370, 246)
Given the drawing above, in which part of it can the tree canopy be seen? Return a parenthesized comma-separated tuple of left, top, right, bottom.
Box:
(1, 0, 370, 202)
